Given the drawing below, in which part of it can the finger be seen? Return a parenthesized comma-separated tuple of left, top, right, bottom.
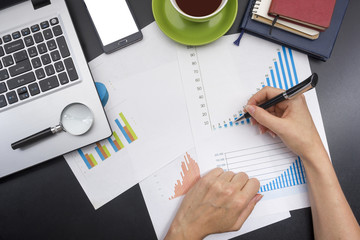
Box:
(231, 194, 263, 230)
(218, 171, 236, 182)
(188, 168, 223, 200)
(266, 129, 277, 138)
(241, 178, 260, 198)
(202, 168, 224, 181)
(249, 86, 283, 105)
(230, 172, 249, 189)
(245, 105, 284, 133)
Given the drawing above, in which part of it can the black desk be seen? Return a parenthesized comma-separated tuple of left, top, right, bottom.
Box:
(1, 0, 359, 239)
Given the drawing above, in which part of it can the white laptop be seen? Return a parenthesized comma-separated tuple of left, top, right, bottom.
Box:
(0, 0, 112, 177)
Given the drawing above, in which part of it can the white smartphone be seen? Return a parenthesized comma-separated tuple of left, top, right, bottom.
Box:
(84, 0, 143, 53)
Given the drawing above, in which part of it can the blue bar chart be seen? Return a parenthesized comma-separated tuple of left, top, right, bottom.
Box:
(264, 46, 299, 91)
(215, 142, 306, 193)
(259, 157, 306, 192)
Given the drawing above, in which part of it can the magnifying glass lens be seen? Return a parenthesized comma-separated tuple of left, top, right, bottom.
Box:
(61, 103, 94, 135)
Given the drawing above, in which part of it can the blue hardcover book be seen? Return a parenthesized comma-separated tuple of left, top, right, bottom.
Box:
(236, 0, 349, 61)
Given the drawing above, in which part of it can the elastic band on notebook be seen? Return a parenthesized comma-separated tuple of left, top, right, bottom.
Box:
(269, 15, 279, 35)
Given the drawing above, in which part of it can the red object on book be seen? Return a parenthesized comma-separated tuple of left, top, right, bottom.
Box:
(268, 0, 336, 31)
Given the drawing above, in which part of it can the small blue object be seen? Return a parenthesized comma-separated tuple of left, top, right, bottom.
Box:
(95, 82, 109, 107)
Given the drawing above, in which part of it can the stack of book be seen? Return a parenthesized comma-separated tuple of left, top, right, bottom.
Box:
(237, 0, 349, 61)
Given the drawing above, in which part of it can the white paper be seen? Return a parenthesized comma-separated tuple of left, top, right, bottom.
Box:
(176, 34, 329, 216)
(64, 23, 193, 209)
(140, 148, 291, 240)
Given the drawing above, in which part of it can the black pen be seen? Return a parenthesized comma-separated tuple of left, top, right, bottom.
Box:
(235, 73, 318, 122)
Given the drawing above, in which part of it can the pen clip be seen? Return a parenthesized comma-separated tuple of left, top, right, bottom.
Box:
(284, 73, 318, 99)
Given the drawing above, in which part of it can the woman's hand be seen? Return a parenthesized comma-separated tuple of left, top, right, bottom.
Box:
(245, 86, 325, 162)
(165, 168, 261, 240)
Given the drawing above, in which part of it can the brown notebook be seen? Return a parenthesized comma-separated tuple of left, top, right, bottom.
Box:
(268, 0, 336, 31)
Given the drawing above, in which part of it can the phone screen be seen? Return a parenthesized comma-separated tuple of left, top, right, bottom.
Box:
(84, 0, 139, 46)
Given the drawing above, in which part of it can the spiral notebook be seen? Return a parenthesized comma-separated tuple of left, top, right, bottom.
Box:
(236, 0, 349, 61)
(252, 0, 319, 40)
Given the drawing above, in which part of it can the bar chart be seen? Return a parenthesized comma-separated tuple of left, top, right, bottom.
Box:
(78, 112, 138, 169)
(262, 46, 299, 91)
(215, 142, 306, 193)
(169, 152, 200, 200)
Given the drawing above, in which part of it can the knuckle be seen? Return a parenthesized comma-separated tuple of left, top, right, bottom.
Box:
(234, 195, 247, 208)
(238, 172, 249, 181)
(250, 178, 261, 190)
(199, 176, 212, 189)
(210, 181, 223, 193)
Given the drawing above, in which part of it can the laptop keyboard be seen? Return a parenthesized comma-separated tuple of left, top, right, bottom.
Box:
(0, 17, 79, 110)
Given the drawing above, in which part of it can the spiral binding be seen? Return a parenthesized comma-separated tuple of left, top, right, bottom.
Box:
(252, 0, 262, 14)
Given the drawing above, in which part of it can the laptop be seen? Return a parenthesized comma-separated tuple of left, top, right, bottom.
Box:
(0, 0, 112, 177)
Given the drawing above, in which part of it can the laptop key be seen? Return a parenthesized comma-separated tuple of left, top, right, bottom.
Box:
(3, 35, 11, 43)
(56, 36, 70, 58)
(31, 24, 40, 33)
(47, 39, 57, 51)
(31, 57, 42, 69)
(21, 28, 31, 36)
(0, 69, 9, 81)
(3, 55, 14, 67)
(53, 25, 63, 36)
(7, 72, 36, 90)
(0, 95, 6, 108)
(24, 36, 34, 47)
(28, 47, 38, 58)
(17, 87, 29, 100)
(0, 82, 7, 93)
(39, 75, 59, 92)
(35, 68, 45, 79)
(58, 72, 69, 85)
(12, 31, 21, 40)
(0, 46, 4, 57)
(54, 61, 65, 72)
(45, 65, 55, 76)
(50, 50, 61, 61)
(40, 21, 50, 29)
(34, 32, 44, 43)
(37, 43, 47, 54)
(28, 82, 40, 96)
(64, 58, 78, 81)
(41, 54, 51, 65)
(6, 91, 18, 104)
(9, 60, 32, 77)
(13, 50, 28, 63)
(43, 29, 53, 40)
(50, 17, 59, 26)
(4, 39, 25, 54)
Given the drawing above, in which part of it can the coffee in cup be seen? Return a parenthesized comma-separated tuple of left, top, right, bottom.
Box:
(170, 0, 228, 22)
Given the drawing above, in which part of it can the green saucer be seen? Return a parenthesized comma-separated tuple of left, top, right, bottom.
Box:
(152, 0, 238, 46)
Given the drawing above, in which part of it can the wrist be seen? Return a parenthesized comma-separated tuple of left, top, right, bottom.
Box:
(165, 218, 203, 240)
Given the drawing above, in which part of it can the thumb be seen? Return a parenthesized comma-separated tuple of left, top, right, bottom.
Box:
(245, 105, 282, 133)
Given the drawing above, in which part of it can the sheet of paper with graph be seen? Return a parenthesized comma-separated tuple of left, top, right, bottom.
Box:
(140, 30, 330, 239)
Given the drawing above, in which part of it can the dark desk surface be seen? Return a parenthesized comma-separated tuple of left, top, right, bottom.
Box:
(1, 0, 359, 239)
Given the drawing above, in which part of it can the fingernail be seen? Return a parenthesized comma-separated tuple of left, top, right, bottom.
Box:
(250, 118, 254, 126)
(268, 131, 276, 138)
(255, 194, 263, 203)
(245, 105, 255, 115)
(259, 127, 264, 134)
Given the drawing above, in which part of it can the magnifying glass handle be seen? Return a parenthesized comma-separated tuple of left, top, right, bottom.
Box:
(11, 127, 55, 150)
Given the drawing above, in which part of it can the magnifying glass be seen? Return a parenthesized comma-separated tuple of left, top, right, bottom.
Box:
(11, 103, 94, 150)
